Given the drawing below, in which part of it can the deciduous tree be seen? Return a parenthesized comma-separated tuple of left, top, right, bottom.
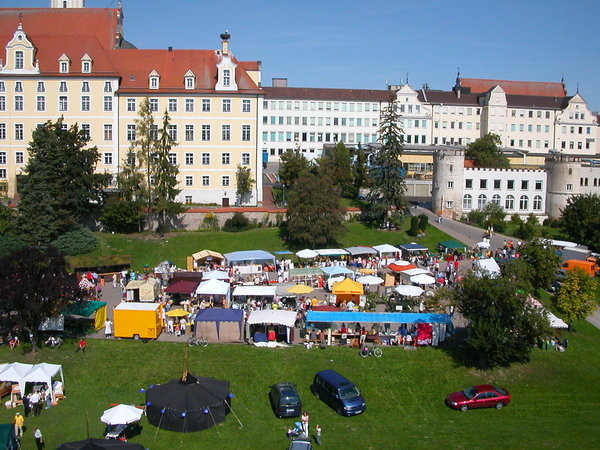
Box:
(515, 238, 561, 292)
(278, 147, 310, 190)
(447, 273, 549, 369)
(0, 246, 84, 351)
(235, 165, 255, 205)
(282, 172, 345, 248)
(465, 133, 510, 168)
(553, 267, 597, 326)
(319, 141, 354, 197)
(560, 193, 600, 252)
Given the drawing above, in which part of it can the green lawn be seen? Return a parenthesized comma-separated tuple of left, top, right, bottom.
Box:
(1, 319, 599, 449)
(83, 221, 457, 271)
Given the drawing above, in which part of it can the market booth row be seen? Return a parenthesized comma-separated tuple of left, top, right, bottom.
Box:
(0, 362, 64, 404)
(305, 311, 453, 346)
(231, 285, 276, 307)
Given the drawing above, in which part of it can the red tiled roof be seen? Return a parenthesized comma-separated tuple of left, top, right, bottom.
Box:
(464, 160, 476, 168)
(164, 279, 200, 294)
(109, 49, 261, 93)
(264, 86, 391, 102)
(0, 8, 120, 49)
(239, 60, 260, 71)
(459, 78, 566, 97)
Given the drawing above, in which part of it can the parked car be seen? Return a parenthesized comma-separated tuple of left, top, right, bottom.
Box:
(288, 439, 313, 450)
(269, 382, 302, 418)
(446, 385, 511, 412)
(311, 369, 366, 416)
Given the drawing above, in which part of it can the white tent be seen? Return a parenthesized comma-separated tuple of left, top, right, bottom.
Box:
(202, 270, 230, 281)
(473, 258, 501, 278)
(0, 363, 34, 396)
(247, 310, 297, 328)
(195, 279, 230, 296)
(314, 249, 349, 257)
(410, 274, 436, 285)
(373, 244, 400, 255)
(395, 285, 424, 297)
(232, 285, 277, 298)
(296, 249, 318, 259)
(401, 268, 431, 277)
(547, 311, 569, 329)
(101, 404, 144, 425)
(21, 363, 64, 402)
(476, 241, 490, 249)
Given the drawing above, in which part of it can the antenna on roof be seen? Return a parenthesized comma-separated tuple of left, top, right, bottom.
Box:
(576, 82, 579, 94)
(18, 12, 22, 26)
(406, 72, 409, 85)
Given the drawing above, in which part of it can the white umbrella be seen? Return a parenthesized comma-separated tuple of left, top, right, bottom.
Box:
(356, 275, 384, 285)
(476, 241, 490, 249)
(296, 249, 318, 259)
(100, 404, 144, 425)
(395, 285, 424, 297)
(410, 274, 436, 285)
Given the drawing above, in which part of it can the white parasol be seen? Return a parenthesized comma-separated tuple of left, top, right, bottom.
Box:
(394, 285, 424, 297)
(296, 249, 318, 259)
(410, 274, 436, 285)
(356, 275, 384, 285)
(100, 404, 144, 425)
(476, 241, 490, 249)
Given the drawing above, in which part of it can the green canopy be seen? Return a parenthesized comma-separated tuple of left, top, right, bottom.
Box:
(0, 423, 19, 450)
(65, 300, 107, 317)
(438, 240, 466, 250)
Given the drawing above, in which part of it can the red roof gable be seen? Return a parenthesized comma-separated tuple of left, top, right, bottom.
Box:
(109, 49, 261, 93)
(0, 8, 120, 49)
(460, 78, 566, 97)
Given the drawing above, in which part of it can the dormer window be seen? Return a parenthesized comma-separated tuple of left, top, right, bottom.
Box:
(223, 69, 231, 87)
(14, 81, 23, 93)
(149, 70, 160, 90)
(104, 81, 112, 92)
(82, 61, 90, 73)
(37, 81, 45, 92)
(60, 61, 69, 73)
(59, 81, 68, 92)
(15, 51, 23, 69)
(183, 69, 195, 90)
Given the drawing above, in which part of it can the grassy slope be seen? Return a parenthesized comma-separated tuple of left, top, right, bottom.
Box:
(85, 221, 456, 271)
(0, 320, 598, 449)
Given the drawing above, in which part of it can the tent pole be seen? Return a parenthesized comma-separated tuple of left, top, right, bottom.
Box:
(153, 411, 164, 442)
(208, 409, 222, 437)
(226, 402, 244, 428)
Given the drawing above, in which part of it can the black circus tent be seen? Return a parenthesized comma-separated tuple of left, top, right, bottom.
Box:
(57, 439, 145, 449)
(145, 372, 230, 432)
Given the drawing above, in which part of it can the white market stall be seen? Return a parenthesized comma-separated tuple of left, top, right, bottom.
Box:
(473, 258, 501, 278)
(224, 250, 276, 275)
(0, 362, 64, 404)
(231, 285, 277, 307)
(246, 310, 298, 344)
(195, 279, 231, 307)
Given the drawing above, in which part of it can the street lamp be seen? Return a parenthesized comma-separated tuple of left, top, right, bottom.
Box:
(282, 184, 286, 206)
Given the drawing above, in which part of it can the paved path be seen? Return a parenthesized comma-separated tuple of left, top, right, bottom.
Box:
(586, 307, 600, 328)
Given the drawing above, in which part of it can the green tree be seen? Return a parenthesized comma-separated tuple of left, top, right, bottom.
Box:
(516, 214, 541, 240)
(319, 141, 354, 197)
(0, 246, 84, 350)
(0, 204, 17, 235)
(553, 268, 597, 326)
(516, 238, 561, 292)
(50, 227, 98, 256)
(282, 172, 345, 248)
(235, 165, 255, 205)
(351, 147, 369, 198)
(560, 193, 600, 252)
(17, 118, 110, 246)
(99, 197, 144, 233)
(278, 147, 310, 190)
(153, 110, 184, 227)
(365, 94, 406, 224)
(482, 202, 506, 232)
(448, 273, 549, 368)
(465, 133, 510, 168)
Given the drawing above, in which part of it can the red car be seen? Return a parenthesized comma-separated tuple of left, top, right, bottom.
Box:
(446, 385, 510, 412)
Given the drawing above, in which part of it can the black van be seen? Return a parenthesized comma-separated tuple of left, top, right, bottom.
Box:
(311, 369, 366, 416)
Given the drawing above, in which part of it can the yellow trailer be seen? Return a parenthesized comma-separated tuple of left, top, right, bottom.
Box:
(114, 302, 163, 340)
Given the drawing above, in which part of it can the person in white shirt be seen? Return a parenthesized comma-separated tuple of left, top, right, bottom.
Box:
(104, 319, 112, 338)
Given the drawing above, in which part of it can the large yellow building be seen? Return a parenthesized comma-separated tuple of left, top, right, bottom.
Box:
(0, 4, 263, 206)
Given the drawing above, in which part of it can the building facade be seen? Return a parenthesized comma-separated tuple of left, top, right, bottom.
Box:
(0, 3, 263, 206)
(432, 148, 600, 220)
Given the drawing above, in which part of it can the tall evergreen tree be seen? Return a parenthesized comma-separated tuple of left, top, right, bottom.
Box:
(351, 146, 369, 198)
(365, 94, 406, 224)
(319, 141, 354, 197)
(17, 118, 109, 245)
(153, 110, 184, 227)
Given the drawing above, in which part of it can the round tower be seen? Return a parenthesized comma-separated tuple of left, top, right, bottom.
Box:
(545, 154, 581, 219)
(432, 148, 465, 219)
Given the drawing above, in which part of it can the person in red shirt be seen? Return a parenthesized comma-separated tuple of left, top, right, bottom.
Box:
(77, 338, 86, 353)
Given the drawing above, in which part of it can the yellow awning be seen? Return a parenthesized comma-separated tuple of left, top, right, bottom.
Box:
(166, 308, 190, 317)
(287, 284, 314, 294)
(331, 278, 364, 295)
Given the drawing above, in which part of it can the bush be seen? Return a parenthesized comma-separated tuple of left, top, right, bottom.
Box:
(100, 198, 143, 233)
(51, 227, 98, 256)
(223, 212, 251, 232)
(418, 214, 428, 232)
(200, 212, 220, 231)
(467, 209, 486, 226)
(408, 216, 419, 236)
(510, 214, 523, 226)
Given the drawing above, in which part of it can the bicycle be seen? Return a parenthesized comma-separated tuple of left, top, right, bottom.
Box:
(187, 335, 208, 347)
(360, 345, 382, 358)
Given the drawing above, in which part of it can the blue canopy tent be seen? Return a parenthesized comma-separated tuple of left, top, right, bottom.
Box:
(321, 266, 355, 277)
(224, 250, 276, 266)
(399, 243, 428, 258)
(193, 308, 244, 343)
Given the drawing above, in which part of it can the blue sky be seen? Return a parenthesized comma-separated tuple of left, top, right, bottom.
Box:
(20, 0, 600, 110)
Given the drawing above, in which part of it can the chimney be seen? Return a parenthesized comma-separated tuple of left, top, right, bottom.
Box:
(220, 30, 231, 55)
(168, 46, 172, 52)
(272, 78, 288, 88)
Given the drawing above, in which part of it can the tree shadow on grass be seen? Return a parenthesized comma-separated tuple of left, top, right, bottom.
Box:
(436, 326, 483, 369)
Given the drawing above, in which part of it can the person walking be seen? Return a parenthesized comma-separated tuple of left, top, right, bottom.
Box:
(300, 411, 310, 438)
(13, 412, 23, 438)
(33, 427, 43, 449)
(112, 273, 118, 288)
(104, 318, 113, 339)
(315, 424, 322, 445)
(29, 391, 40, 416)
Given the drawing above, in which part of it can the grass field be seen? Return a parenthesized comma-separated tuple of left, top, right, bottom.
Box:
(84, 220, 457, 271)
(1, 318, 599, 449)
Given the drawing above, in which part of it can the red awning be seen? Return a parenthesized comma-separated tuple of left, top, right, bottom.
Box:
(388, 263, 417, 272)
(165, 279, 199, 294)
(312, 305, 342, 312)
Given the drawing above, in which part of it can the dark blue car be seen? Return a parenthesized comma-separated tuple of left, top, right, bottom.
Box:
(311, 369, 366, 416)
